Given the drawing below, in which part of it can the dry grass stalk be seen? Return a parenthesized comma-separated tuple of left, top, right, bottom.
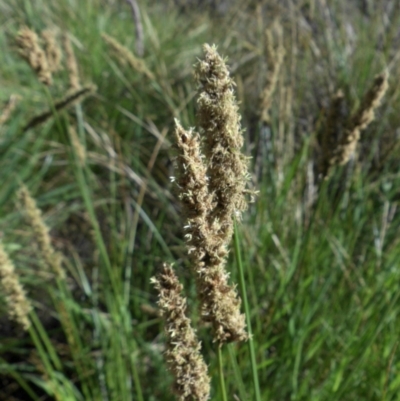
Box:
(16, 27, 52, 86)
(17, 186, 65, 280)
(151, 264, 210, 401)
(68, 125, 86, 166)
(0, 94, 20, 126)
(101, 33, 154, 80)
(63, 33, 81, 90)
(41, 29, 62, 73)
(0, 243, 32, 330)
(23, 85, 96, 131)
(260, 23, 286, 124)
(125, 0, 144, 57)
(324, 72, 389, 178)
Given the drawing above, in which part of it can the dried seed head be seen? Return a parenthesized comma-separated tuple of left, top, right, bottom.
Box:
(17, 185, 65, 280)
(102, 33, 154, 80)
(151, 264, 210, 401)
(16, 27, 52, 85)
(68, 125, 86, 166)
(328, 72, 389, 171)
(172, 44, 255, 344)
(260, 23, 286, 124)
(63, 33, 80, 91)
(174, 120, 215, 244)
(174, 119, 248, 344)
(195, 44, 252, 244)
(0, 94, 20, 126)
(41, 29, 62, 73)
(319, 89, 345, 179)
(0, 243, 31, 330)
(351, 72, 389, 132)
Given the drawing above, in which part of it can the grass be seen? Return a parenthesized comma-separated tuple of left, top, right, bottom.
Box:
(1, 0, 400, 400)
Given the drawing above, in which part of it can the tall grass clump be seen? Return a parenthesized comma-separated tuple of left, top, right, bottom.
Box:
(1, 1, 400, 400)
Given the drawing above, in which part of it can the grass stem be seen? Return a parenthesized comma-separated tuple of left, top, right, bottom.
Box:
(233, 218, 261, 401)
(217, 346, 228, 401)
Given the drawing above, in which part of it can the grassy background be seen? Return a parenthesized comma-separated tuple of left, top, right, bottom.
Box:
(1, 0, 400, 400)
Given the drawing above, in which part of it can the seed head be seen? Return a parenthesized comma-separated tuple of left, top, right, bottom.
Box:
(151, 264, 210, 401)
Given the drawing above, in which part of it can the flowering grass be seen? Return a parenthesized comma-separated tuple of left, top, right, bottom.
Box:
(1, 1, 400, 400)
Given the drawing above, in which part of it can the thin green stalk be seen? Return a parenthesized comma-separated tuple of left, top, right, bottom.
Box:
(0, 359, 41, 401)
(29, 310, 62, 371)
(233, 219, 261, 401)
(217, 346, 228, 401)
(228, 344, 248, 401)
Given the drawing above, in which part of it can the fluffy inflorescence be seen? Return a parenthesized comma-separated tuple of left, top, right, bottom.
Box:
(41, 29, 62, 73)
(196, 44, 250, 244)
(151, 264, 210, 401)
(0, 243, 31, 330)
(173, 44, 252, 344)
(174, 121, 247, 344)
(17, 186, 65, 280)
(16, 27, 52, 86)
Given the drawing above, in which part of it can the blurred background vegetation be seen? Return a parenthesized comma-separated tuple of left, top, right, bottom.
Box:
(1, 0, 400, 400)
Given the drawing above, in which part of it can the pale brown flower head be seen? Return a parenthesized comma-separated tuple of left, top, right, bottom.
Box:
(351, 72, 389, 132)
(41, 29, 62, 73)
(174, 120, 215, 254)
(151, 264, 210, 401)
(17, 185, 65, 280)
(321, 71, 389, 179)
(172, 44, 253, 344)
(102, 33, 154, 80)
(63, 33, 81, 91)
(16, 27, 52, 86)
(0, 243, 31, 330)
(0, 94, 20, 126)
(195, 44, 251, 245)
(174, 120, 248, 344)
(260, 23, 286, 124)
(68, 125, 86, 166)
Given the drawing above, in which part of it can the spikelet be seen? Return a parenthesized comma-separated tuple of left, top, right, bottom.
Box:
(151, 264, 210, 401)
(23, 85, 96, 131)
(0, 94, 20, 126)
(196, 44, 251, 243)
(0, 243, 31, 330)
(68, 125, 86, 166)
(17, 186, 65, 280)
(101, 33, 154, 80)
(63, 33, 81, 90)
(174, 121, 247, 344)
(41, 29, 62, 73)
(260, 23, 286, 124)
(16, 27, 52, 86)
(173, 44, 255, 343)
(326, 72, 389, 175)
